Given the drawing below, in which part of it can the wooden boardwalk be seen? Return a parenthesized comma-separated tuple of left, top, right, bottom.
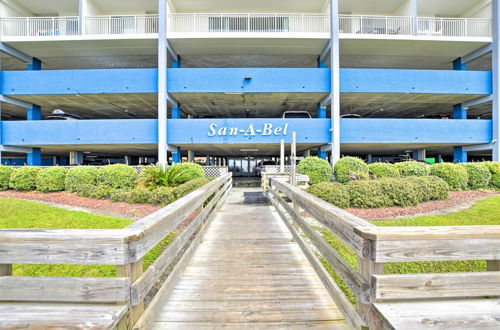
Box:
(153, 187, 349, 329)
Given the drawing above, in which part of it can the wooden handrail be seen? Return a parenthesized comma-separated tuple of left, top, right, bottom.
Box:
(267, 177, 500, 329)
(0, 173, 233, 329)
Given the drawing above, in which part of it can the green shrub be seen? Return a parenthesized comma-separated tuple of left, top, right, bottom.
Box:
(36, 167, 68, 192)
(334, 157, 369, 183)
(459, 163, 491, 190)
(379, 178, 421, 207)
(141, 163, 205, 188)
(110, 189, 131, 203)
(9, 167, 41, 191)
(0, 166, 14, 190)
(368, 163, 400, 179)
(297, 157, 333, 185)
(491, 173, 500, 190)
(127, 188, 155, 204)
(306, 182, 350, 208)
(149, 187, 175, 205)
(173, 178, 210, 199)
(346, 180, 391, 208)
(65, 167, 99, 192)
(406, 176, 449, 201)
(429, 163, 469, 190)
(75, 184, 114, 200)
(394, 161, 430, 177)
(484, 161, 500, 175)
(96, 164, 137, 190)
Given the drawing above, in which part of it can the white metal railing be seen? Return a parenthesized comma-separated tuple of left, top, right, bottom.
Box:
(168, 13, 329, 33)
(1, 16, 79, 37)
(0, 14, 492, 39)
(339, 15, 491, 38)
(339, 15, 413, 35)
(84, 15, 158, 35)
(417, 17, 491, 38)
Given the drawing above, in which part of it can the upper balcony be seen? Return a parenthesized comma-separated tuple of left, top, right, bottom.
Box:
(0, 13, 491, 42)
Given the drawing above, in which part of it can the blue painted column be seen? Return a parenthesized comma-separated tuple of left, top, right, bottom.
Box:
(452, 57, 468, 163)
(493, 0, 500, 161)
(27, 58, 42, 166)
(317, 103, 328, 160)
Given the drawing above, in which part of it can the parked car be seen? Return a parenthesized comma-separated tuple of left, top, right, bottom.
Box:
(282, 111, 312, 119)
(46, 109, 84, 120)
(340, 114, 362, 118)
(256, 160, 277, 176)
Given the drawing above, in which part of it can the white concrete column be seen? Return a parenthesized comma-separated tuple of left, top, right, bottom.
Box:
(291, 132, 297, 186)
(329, 0, 341, 166)
(69, 151, 83, 165)
(158, 0, 168, 165)
(188, 150, 195, 162)
(493, 0, 500, 161)
(280, 139, 285, 173)
(303, 149, 311, 158)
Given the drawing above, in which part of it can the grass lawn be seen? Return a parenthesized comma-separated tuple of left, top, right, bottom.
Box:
(320, 195, 500, 305)
(0, 198, 174, 277)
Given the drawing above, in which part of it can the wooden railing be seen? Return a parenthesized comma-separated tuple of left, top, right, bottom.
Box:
(267, 178, 500, 329)
(0, 173, 232, 329)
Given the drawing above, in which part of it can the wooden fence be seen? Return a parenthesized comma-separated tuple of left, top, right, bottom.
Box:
(0, 173, 233, 329)
(267, 177, 500, 329)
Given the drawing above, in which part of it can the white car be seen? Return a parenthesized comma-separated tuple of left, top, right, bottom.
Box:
(282, 111, 312, 119)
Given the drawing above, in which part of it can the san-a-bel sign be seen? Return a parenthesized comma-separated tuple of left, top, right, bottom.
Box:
(208, 123, 289, 137)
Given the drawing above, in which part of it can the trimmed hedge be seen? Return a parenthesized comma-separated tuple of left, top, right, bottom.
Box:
(298, 157, 333, 185)
(0, 166, 13, 191)
(65, 167, 99, 192)
(368, 163, 400, 179)
(173, 178, 210, 199)
(75, 184, 114, 200)
(406, 176, 449, 202)
(309, 176, 449, 209)
(429, 163, 469, 190)
(306, 182, 350, 208)
(36, 167, 68, 192)
(347, 180, 391, 208)
(394, 161, 430, 177)
(9, 167, 41, 191)
(491, 173, 500, 190)
(459, 163, 491, 190)
(484, 161, 500, 175)
(96, 164, 137, 190)
(334, 157, 369, 183)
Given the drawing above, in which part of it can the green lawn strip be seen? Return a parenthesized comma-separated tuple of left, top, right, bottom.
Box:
(317, 195, 500, 306)
(0, 198, 174, 277)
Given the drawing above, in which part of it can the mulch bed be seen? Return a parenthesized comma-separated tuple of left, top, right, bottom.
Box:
(347, 190, 500, 221)
(0, 190, 161, 219)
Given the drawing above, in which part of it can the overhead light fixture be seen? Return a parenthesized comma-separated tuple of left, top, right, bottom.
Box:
(240, 149, 258, 152)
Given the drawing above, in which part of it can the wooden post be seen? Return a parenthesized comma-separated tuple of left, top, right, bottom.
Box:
(280, 139, 285, 173)
(357, 255, 383, 329)
(0, 264, 12, 276)
(487, 260, 500, 271)
(117, 260, 144, 329)
(291, 132, 297, 186)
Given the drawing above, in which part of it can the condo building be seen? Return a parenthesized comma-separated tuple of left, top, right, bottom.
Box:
(0, 0, 498, 176)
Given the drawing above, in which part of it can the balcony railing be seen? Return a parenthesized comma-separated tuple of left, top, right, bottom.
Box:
(339, 15, 492, 38)
(0, 14, 492, 39)
(84, 15, 158, 35)
(1, 16, 79, 37)
(168, 13, 330, 33)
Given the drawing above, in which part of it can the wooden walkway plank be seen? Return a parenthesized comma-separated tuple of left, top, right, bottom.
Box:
(153, 187, 348, 329)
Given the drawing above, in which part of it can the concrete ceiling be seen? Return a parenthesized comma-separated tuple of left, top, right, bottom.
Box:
(170, 0, 328, 13)
(14, 0, 79, 15)
(339, 0, 408, 14)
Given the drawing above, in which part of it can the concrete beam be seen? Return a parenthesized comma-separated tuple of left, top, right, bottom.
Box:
(0, 43, 33, 64)
(1, 68, 491, 96)
(0, 145, 33, 153)
(462, 44, 493, 64)
(462, 94, 493, 109)
(0, 95, 33, 109)
(462, 143, 495, 152)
